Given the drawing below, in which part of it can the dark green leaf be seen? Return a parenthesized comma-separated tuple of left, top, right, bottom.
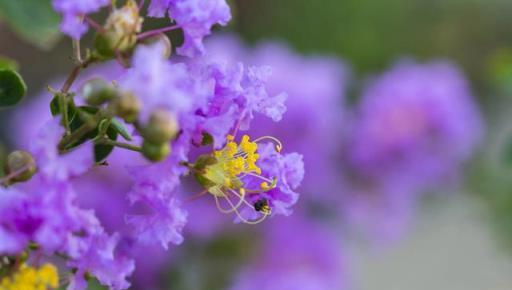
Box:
(94, 126, 118, 162)
(111, 118, 133, 141)
(50, 95, 60, 116)
(0, 0, 61, 49)
(0, 69, 27, 107)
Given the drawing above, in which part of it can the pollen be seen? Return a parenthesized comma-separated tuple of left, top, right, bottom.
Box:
(0, 263, 59, 290)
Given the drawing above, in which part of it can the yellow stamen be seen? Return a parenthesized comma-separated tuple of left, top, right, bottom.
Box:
(0, 263, 59, 290)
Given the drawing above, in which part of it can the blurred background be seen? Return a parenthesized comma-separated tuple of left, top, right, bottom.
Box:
(2, 0, 512, 289)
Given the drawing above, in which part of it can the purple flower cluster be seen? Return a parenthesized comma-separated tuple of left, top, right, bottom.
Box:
(2, 1, 305, 289)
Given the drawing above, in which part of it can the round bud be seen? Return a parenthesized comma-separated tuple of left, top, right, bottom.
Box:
(81, 78, 115, 106)
(143, 110, 179, 144)
(141, 33, 172, 58)
(109, 92, 141, 123)
(94, 0, 143, 57)
(4, 150, 36, 182)
(142, 141, 170, 162)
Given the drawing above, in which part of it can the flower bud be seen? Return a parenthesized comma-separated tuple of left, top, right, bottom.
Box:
(4, 150, 36, 182)
(140, 33, 172, 58)
(94, 0, 143, 57)
(143, 110, 179, 144)
(81, 78, 116, 106)
(142, 140, 170, 162)
(109, 92, 141, 123)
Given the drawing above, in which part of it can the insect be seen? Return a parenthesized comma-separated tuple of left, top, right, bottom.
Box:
(253, 198, 271, 215)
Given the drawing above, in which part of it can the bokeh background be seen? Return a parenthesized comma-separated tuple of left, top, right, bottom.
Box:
(2, 0, 512, 289)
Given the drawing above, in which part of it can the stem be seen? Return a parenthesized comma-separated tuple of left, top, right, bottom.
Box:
(96, 138, 142, 152)
(137, 25, 180, 40)
(60, 57, 94, 94)
(72, 39, 83, 63)
(58, 112, 102, 151)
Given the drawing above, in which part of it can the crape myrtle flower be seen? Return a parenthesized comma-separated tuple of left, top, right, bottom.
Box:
(341, 60, 484, 243)
(229, 216, 347, 290)
(122, 41, 300, 246)
(148, 0, 231, 57)
(348, 60, 484, 192)
(205, 35, 348, 203)
(52, 0, 110, 39)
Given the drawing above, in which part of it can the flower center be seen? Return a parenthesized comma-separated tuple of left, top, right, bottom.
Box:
(192, 134, 282, 224)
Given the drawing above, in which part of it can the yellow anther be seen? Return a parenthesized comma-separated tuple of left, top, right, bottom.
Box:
(260, 182, 269, 189)
(0, 263, 59, 290)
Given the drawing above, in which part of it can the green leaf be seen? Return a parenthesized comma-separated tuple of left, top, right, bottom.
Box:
(0, 69, 27, 107)
(111, 118, 133, 141)
(0, 0, 61, 50)
(94, 125, 118, 162)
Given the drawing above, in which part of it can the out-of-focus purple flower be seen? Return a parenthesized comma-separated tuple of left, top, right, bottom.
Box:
(348, 60, 484, 192)
(148, 0, 231, 57)
(205, 35, 347, 203)
(68, 232, 135, 290)
(31, 118, 94, 182)
(125, 160, 188, 249)
(119, 42, 209, 124)
(0, 175, 95, 254)
(52, 0, 110, 39)
(229, 216, 347, 290)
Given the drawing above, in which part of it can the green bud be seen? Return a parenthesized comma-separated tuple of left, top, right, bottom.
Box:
(4, 150, 36, 182)
(81, 78, 115, 106)
(94, 0, 143, 57)
(143, 110, 179, 144)
(109, 92, 141, 123)
(142, 140, 170, 162)
(140, 33, 172, 58)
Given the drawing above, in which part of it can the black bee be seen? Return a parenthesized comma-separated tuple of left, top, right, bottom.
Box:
(253, 198, 271, 214)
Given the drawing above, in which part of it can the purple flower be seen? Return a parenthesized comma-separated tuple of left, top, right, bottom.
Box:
(119, 42, 209, 124)
(125, 159, 188, 249)
(190, 59, 287, 149)
(348, 60, 484, 192)
(52, 0, 110, 39)
(31, 118, 94, 182)
(205, 35, 347, 203)
(0, 177, 93, 254)
(68, 232, 135, 290)
(148, 0, 231, 57)
(229, 216, 348, 290)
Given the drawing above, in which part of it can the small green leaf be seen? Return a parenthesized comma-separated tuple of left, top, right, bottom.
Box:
(0, 0, 61, 50)
(94, 126, 118, 162)
(0, 69, 27, 107)
(50, 95, 60, 116)
(97, 119, 111, 136)
(111, 118, 133, 141)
